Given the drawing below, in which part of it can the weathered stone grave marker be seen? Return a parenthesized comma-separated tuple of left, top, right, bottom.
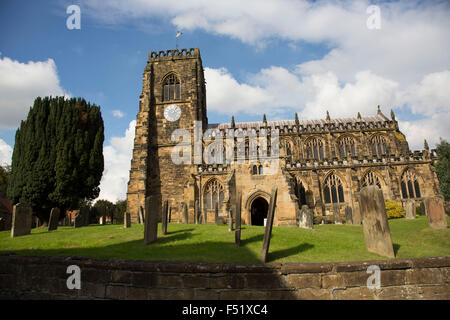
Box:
(405, 200, 416, 219)
(228, 209, 234, 232)
(11, 203, 32, 238)
(235, 191, 242, 246)
(360, 186, 395, 258)
(138, 205, 145, 224)
(183, 202, 189, 224)
(298, 205, 313, 229)
(424, 196, 447, 229)
(124, 212, 131, 228)
(333, 204, 342, 224)
(144, 195, 158, 245)
(261, 187, 278, 263)
(345, 206, 353, 224)
(48, 207, 60, 231)
(162, 200, 168, 235)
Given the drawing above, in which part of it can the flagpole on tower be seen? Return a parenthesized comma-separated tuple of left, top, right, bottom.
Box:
(176, 31, 182, 50)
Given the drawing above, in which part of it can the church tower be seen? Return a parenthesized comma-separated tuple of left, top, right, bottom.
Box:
(126, 48, 207, 223)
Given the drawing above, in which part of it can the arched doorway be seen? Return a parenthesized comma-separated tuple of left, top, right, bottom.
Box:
(251, 197, 269, 226)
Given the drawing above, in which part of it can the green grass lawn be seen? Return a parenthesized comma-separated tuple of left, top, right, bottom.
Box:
(0, 216, 449, 263)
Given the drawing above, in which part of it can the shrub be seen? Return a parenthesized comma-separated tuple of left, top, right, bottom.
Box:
(385, 201, 405, 219)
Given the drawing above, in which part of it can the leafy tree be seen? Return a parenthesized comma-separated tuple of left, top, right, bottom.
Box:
(0, 166, 10, 198)
(7, 96, 104, 223)
(435, 139, 450, 201)
(115, 199, 126, 223)
(93, 199, 114, 223)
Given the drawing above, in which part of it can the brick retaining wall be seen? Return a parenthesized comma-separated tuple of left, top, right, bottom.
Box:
(0, 254, 448, 299)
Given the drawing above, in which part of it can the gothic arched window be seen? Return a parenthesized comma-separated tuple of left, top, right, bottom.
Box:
(252, 165, 258, 175)
(163, 73, 181, 101)
(258, 165, 263, 175)
(286, 142, 292, 156)
(338, 136, 356, 158)
(204, 179, 224, 210)
(400, 170, 421, 199)
(371, 135, 388, 157)
(362, 172, 381, 189)
(306, 138, 324, 160)
(323, 174, 345, 204)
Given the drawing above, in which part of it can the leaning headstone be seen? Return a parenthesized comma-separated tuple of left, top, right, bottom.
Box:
(161, 200, 168, 235)
(345, 206, 353, 224)
(144, 195, 158, 245)
(48, 207, 60, 231)
(298, 205, 313, 229)
(194, 200, 199, 224)
(228, 210, 234, 232)
(332, 204, 342, 224)
(214, 204, 219, 224)
(203, 206, 208, 225)
(74, 211, 84, 228)
(424, 196, 447, 229)
(124, 212, 131, 228)
(183, 202, 189, 224)
(405, 200, 416, 219)
(360, 186, 395, 258)
(138, 206, 145, 224)
(235, 192, 242, 247)
(11, 203, 32, 238)
(261, 187, 278, 263)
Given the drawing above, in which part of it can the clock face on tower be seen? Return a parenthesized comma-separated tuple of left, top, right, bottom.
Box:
(164, 104, 181, 122)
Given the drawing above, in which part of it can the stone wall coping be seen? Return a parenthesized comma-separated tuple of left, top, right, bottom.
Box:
(1, 253, 449, 274)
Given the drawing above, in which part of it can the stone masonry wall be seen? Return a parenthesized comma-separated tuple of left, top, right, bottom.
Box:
(0, 254, 448, 300)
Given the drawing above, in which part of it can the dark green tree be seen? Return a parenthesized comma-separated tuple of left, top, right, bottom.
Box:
(435, 138, 450, 201)
(93, 199, 114, 223)
(0, 165, 10, 198)
(7, 96, 104, 223)
(114, 199, 126, 224)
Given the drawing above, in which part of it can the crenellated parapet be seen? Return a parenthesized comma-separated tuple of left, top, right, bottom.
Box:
(148, 48, 200, 60)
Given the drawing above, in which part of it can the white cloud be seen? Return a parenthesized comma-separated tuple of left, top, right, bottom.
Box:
(97, 120, 136, 203)
(112, 109, 125, 118)
(0, 138, 13, 166)
(81, 0, 450, 150)
(0, 57, 67, 129)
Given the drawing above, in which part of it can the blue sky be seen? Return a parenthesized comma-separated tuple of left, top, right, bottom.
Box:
(1, 0, 449, 201)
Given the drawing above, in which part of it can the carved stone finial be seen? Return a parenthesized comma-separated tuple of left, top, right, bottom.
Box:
(326, 110, 330, 122)
(263, 114, 267, 123)
(231, 115, 235, 128)
(377, 105, 382, 115)
(424, 139, 429, 151)
(295, 112, 299, 125)
(357, 112, 362, 120)
(390, 109, 396, 120)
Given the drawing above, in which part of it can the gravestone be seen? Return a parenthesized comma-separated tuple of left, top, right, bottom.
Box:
(333, 204, 342, 224)
(183, 202, 189, 224)
(424, 196, 447, 229)
(124, 212, 131, 228)
(405, 200, 416, 219)
(168, 207, 172, 223)
(235, 191, 242, 247)
(298, 205, 313, 229)
(360, 186, 395, 258)
(48, 207, 60, 231)
(261, 187, 278, 263)
(74, 211, 84, 228)
(138, 206, 145, 224)
(144, 195, 158, 244)
(228, 210, 234, 232)
(11, 203, 32, 238)
(345, 206, 353, 224)
(203, 206, 208, 224)
(194, 200, 199, 224)
(420, 200, 427, 216)
(214, 204, 219, 224)
(162, 200, 168, 235)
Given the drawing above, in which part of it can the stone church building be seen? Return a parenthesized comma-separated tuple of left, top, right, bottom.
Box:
(126, 48, 439, 226)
